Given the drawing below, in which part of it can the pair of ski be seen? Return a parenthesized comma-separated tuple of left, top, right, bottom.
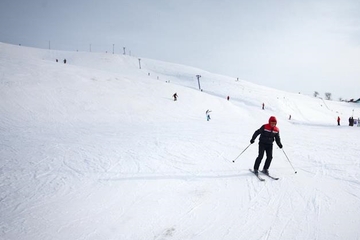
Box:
(249, 169, 279, 181)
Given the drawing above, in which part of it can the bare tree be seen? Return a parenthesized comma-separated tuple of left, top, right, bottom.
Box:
(314, 91, 319, 97)
(325, 92, 332, 100)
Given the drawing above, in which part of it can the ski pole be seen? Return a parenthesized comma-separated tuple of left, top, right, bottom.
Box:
(232, 143, 252, 163)
(281, 148, 297, 174)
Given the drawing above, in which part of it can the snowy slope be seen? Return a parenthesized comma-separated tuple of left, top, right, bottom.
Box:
(1, 42, 360, 240)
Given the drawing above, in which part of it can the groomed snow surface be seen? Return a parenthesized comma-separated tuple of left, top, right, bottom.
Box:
(1, 42, 360, 240)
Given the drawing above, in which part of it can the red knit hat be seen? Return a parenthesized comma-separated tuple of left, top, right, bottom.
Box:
(269, 116, 277, 124)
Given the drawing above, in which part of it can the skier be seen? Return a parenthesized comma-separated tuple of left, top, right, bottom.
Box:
(349, 117, 354, 126)
(337, 116, 340, 126)
(206, 109, 212, 121)
(250, 116, 283, 174)
(262, 103, 265, 110)
(173, 93, 178, 101)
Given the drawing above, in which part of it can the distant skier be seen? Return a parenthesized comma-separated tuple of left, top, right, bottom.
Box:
(262, 103, 265, 110)
(63, 59, 67, 64)
(337, 116, 340, 126)
(349, 117, 354, 126)
(227, 96, 230, 101)
(250, 116, 283, 174)
(173, 93, 178, 101)
(206, 109, 212, 121)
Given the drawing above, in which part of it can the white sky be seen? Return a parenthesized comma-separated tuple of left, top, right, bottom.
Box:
(1, 0, 360, 99)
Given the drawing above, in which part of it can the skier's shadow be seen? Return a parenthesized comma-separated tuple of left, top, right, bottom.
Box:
(99, 171, 250, 181)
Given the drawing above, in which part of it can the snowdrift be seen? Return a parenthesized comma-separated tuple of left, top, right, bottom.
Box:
(1, 42, 360, 240)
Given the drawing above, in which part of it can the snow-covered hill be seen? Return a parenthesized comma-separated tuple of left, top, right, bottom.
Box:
(1, 42, 360, 240)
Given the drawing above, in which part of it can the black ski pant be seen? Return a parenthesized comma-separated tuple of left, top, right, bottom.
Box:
(254, 143, 273, 171)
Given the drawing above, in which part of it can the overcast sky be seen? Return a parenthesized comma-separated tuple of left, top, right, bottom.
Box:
(1, 0, 359, 99)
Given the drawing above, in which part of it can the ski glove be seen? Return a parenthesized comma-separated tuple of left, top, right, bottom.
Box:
(278, 143, 283, 149)
(250, 139, 255, 144)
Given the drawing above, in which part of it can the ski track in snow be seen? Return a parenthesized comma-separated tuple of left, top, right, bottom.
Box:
(1, 43, 360, 240)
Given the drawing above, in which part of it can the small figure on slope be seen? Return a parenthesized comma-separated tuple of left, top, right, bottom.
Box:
(349, 117, 354, 126)
(173, 92, 178, 101)
(206, 109, 212, 121)
(250, 116, 283, 174)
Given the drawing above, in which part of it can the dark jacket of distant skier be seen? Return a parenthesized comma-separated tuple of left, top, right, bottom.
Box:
(250, 116, 283, 172)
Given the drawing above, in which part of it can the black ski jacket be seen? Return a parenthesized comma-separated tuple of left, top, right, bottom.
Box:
(251, 124, 282, 147)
